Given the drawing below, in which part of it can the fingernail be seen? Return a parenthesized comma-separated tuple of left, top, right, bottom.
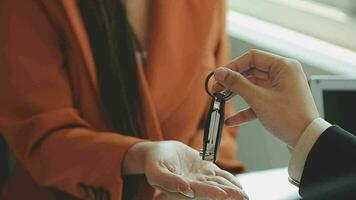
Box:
(214, 67, 229, 82)
(181, 187, 194, 198)
(225, 119, 238, 127)
(225, 119, 232, 126)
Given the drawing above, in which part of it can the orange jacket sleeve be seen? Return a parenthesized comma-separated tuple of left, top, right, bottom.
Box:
(188, 0, 244, 173)
(0, 1, 143, 199)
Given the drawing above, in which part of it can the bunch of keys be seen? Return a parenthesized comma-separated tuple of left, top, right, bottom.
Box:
(201, 72, 233, 162)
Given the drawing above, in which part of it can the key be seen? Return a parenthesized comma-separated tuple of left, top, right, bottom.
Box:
(201, 92, 226, 162)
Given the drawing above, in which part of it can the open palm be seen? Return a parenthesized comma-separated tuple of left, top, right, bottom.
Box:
(144, 141, 247, 200)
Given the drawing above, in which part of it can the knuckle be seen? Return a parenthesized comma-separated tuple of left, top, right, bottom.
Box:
(288, 59, 302, 70)
(216, 176, 226, 182)
(247, 49, 260, 65)
(221, 171, 233, 179)
(225, 71, 241, 87)
(279, 58, 302, 70)
(202, 167, 216, 176)
(288, 58, 301, 66)
(276, 58, 289, 66)
(210, 176, 224, 184)
(196, 175, 207, 182)
(248, 49, 259, 56)
(285, 60, 304, 76)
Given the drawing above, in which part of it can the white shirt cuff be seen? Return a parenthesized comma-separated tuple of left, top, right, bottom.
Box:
(288, 118, 331, 186)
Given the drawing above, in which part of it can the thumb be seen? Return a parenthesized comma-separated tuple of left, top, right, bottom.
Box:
(226, 107, 257, 126)
(214, 67, 261, 105)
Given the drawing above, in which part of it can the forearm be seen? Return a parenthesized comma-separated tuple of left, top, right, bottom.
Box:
(0, 108, 146, 199)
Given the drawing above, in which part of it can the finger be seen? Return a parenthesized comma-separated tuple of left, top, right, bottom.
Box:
(224, 49, 285, 73)
(212, 68, 269, 94)
(154, 186, 193, 200)
(246, 75, 257, 85)
(225, 108, 257, 126)
(215, 170, 243, 189)
(204, 180, 247, 200)
(212, 82, 226, 93)
(211, 83, 238, 99)
(214, 68, 262, 106)
(250, 68, 269, 80)
(189, 180, 227, 199)
(206, 176, 239, 189)
(148, 169, 193, 197)
(212, 69, 255, 93)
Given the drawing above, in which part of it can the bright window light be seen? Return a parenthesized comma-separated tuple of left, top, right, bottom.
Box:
(271, 0, 350, 22)
(227, 10, 356, 75)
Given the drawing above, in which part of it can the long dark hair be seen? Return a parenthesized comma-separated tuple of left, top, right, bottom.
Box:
(78, 1, 143, 199)
(78, 0, 142, 138)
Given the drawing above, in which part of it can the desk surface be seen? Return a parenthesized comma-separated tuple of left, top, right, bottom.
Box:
(236, 167, 300, 200)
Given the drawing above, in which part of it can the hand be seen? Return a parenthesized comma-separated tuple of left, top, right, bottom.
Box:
(126, 141, 248, 200)
(212, 50, 319, 147)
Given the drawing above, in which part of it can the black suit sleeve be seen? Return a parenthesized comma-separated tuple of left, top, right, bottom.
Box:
(299, 125, 356, 199)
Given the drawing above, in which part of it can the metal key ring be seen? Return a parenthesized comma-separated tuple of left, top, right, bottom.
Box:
(205, 71, 233, 100)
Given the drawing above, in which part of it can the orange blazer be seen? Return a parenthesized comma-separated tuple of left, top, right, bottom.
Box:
(0, 0, 243, 199)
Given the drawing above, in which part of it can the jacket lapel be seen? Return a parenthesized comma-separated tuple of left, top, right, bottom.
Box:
(61, 0, 98, 93)
(60, 0, 164, 139)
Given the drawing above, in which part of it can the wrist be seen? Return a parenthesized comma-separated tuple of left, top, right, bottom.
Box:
(284, 113, 317, 148)
(290, 114, 319, 148)
(122, 141, 155, 175)
(288, 117, 331, 182)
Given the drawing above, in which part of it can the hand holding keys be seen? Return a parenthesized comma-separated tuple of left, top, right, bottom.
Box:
(201, 72, 233, 162)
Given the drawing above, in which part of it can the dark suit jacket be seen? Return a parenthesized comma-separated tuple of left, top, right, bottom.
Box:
(299, 125, 356, 199)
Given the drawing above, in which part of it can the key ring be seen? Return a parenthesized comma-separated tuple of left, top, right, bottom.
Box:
(205, 72, 233, 100)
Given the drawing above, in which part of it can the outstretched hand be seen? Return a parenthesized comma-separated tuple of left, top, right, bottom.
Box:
(143, 141, 248, 200)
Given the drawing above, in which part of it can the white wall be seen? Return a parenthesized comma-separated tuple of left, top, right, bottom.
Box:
(230, 37, 332, 172)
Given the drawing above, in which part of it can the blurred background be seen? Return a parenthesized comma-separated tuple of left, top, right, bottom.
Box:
(228, 0, 356, 172)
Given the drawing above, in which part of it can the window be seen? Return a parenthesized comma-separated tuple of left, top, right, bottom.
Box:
(228, 0, 356, 51)
(309, 0, 356, 16)
(227, 0, 356, 75)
